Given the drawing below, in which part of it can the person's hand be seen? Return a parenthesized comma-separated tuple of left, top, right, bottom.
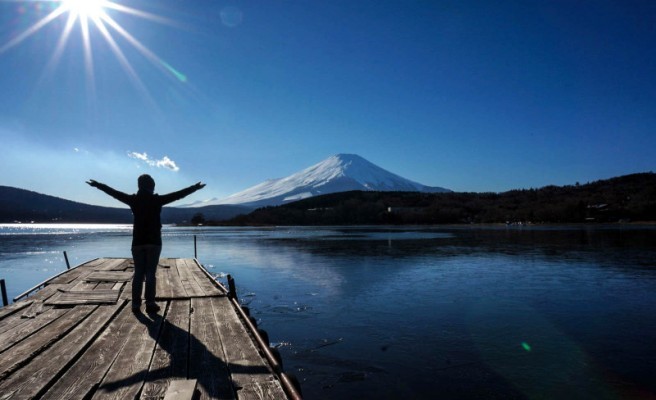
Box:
(86, 179, 101, 188)
(194, 182, 206, 190)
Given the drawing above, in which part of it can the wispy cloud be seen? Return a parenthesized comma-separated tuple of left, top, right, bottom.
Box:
(127, 151, 180, 171)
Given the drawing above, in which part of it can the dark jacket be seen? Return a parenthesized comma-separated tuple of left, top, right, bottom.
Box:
(95, 184, 200, 246)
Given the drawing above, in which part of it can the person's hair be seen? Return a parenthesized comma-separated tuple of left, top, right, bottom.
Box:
(138, 174, 155, 192)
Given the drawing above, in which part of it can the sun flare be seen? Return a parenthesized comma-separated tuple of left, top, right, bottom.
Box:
(0, 0, 186, 106)
(62, 0, 108, 19)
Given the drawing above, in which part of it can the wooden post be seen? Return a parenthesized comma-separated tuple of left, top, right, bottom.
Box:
(63, 251, 71, 270)
(227, 274, 237, 300)
(194, 235, 197, 259)
(1, 279, 8, 306)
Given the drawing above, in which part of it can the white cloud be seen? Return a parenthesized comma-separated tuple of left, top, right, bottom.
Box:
(128, 151, 180, 172)
(155, 156, 179, 171)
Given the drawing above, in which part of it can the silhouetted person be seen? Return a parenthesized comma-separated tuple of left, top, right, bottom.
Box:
(87, 175, 206, 313)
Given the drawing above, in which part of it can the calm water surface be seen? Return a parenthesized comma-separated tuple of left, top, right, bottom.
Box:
(1, 224, 655, 399)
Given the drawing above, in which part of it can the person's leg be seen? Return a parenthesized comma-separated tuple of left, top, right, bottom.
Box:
(144, 245, 162, 309)
(131, 246, 147, 309)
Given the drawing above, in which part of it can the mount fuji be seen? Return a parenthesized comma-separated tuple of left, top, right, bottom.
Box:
(184, 154, 451, 208)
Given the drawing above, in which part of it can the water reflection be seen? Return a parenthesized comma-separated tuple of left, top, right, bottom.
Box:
(2, 225, 656, 399)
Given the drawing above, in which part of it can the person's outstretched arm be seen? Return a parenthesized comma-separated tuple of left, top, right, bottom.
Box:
(86, 180, 131, 205)
(160, 182, 206, 205)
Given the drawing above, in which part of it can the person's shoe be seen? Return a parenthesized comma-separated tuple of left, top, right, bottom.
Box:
(131, 302, 141, 312)
(145, 303, 160, 313)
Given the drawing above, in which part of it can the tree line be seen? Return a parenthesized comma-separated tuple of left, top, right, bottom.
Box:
(210, 172, 656, 226)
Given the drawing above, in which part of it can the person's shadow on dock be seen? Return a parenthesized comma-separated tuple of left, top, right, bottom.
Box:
(98, 301, 271, 399)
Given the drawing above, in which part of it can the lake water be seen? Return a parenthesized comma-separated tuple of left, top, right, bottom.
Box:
(1, 224, 656, 399)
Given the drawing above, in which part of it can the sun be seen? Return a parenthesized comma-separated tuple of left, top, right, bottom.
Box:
(62, 0, 108, 19)
(0, 0, 187, 105)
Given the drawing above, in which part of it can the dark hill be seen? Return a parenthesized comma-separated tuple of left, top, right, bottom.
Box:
(0, 186, 251, 223)
(222, 172, 656, 225)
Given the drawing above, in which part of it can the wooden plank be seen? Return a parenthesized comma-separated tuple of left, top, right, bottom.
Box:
(177, 259, 205, 298)
(41, 303, 138, 400)
(49, 263, 97, 284)
(189, 297, 235, 400)
(168, 261, 187, 299)
(78, 258, 106, 270)
(0, 300, 34, 321)
(140, 300, 191, 400)
(85, 271, 133, 282)
(0, 305, 96, 380)
(209, 297, 282, 391)
(45, 291, 120, 306)
(186, 259, 224, 297)
(25, 283, 70, 303)
(239, 381, 288, 400)
(120, 273, 133, 301)
(0, 309, 36, 336)
(0, 307, 70, 353)
(94, 258, 129, 271)
(0, 303, 123, 399)
(155, 260, 174, 300)
(176, 259, 196, 297)
(96, 282, 118, 291)
(163, 379, 197, 400)
(20, 300, 50, 319)
(92, 302, 166, 400)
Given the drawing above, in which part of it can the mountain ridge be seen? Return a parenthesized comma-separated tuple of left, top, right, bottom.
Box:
(0, 186, 251, 223)
(184, 154, 450, 208)
(1, 172, 654, 224)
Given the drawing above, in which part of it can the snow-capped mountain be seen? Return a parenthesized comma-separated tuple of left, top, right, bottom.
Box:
(184, 154, 451, 208)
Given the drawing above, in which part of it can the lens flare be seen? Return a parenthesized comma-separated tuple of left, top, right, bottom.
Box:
(0, 0, 187, 105)
(62, 0, 107, 19)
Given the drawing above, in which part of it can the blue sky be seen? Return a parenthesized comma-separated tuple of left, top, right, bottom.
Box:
(1, 0, 654, 207)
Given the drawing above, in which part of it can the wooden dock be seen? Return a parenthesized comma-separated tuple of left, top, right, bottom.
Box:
(0, 258, 300, 400)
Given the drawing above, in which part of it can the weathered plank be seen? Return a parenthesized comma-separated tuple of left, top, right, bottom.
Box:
(86, 271, 133, 282)
(189, 297, 235, 400)
(0, 305, 96, 380)
(93, 258, 129, 271)
(177, 259, 206, 298)
(92, 302, 165, 400)
(45, 289, 120, 306)
(19, 300, 49, 319)
(0, 303, 122, 399)
(239, 381, 289, 400)
(186, 259, 224, 297)
(120, 274, 133, 301)
(68, 280, 100, 291)
(23, 283, 69, 303)
(41, 302, 138, 400)
(95, 282, 119, 291)
(0, 300, 34, 321)
(0, 310, 37, 337)
(163, 379, 198, 400)
(156, 259, 175, 299)
(209, 297, 281, 391)
(78, 258, 105, 270)
(141, 300, 191, 400)
(49, 263, 97, 284)
(0, 306, 70, 353)
(168, 260, 187, 299)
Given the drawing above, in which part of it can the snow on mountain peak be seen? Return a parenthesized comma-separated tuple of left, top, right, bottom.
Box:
(184, 154, 450, 208)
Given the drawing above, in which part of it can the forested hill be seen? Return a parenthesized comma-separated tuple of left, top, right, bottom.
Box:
(0, 186, 251, 223)
(223, 172, 656, 225)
